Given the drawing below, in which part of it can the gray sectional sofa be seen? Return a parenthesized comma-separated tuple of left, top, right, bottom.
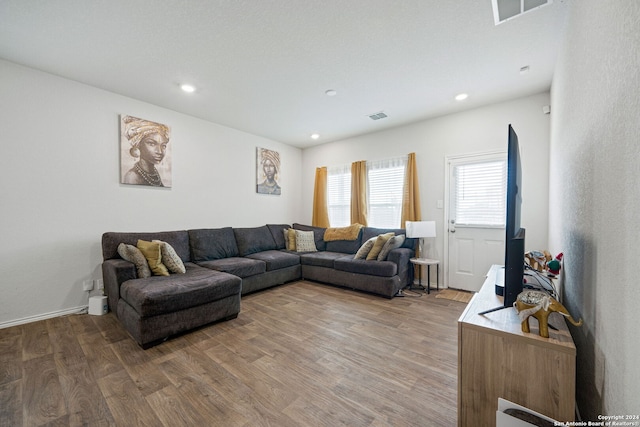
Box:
(101, 223, 415, 348)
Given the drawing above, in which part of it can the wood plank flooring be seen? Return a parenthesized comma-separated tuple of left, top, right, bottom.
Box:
(0, 281, 468, 427)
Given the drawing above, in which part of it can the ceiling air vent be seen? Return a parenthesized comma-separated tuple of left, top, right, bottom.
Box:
(492, 0, 552, 25)
(368, 111, 388, 121)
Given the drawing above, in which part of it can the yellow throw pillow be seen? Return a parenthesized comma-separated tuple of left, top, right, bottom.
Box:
(286, 228, 297, 251)
(366, 232, 395, 260)
(136, 239, 170, 276)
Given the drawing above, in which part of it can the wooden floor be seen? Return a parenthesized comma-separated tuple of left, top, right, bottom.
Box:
(0, 281, 468, 427)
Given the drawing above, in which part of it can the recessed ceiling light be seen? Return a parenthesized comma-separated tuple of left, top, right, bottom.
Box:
(325, 89, 337, 97)
(455, 93, 468, 101)
(180, 84, 196, 93)
(311, 133, 320, 140)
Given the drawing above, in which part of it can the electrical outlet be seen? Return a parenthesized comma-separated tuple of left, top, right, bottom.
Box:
(94, 279, 104, 290)
(82, 280, 94, 291)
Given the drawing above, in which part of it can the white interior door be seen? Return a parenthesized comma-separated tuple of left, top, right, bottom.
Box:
(445, 153, 506, 292)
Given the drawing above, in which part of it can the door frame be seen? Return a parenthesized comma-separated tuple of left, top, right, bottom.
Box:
(443, 150, 506, 289)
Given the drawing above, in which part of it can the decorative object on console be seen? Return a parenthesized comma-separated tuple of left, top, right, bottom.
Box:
(547, 252, 563, 276)
(514, 290, 583, 338)
(525, 250, 552, 272)
(120, 115, 172, 187)
(405, 220, 436, 258)
(256, 147, 281, 195)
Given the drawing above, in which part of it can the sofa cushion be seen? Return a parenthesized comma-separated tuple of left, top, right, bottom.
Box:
(153, 240, 186, 274)
(102, 230, 191, 262)
(300, 251, 346, 268)
(119, 264, 241, 317)
(117, 243, 151, 278)
(233, 226, 278, 256)
(362, 227, 416, 250)
(366, 232, 395, 261)
(188, 228, 239, 261)
(293, 223, 326, 251)
(294, 230, 318, 252)
(137, 240, 170, 276)
(284, 228, 296, 250)
(267, 224, 291, 249)
(198, 257, 266, 278)
(246, 250, 300, 271)
(325, 237, 363, 254)
(334, 256, 398, 277)
(354, 237, 377, 260)
(377, 234, 406, 261)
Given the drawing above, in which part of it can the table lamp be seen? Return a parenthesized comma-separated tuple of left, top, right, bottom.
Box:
(405, 220, 436, 259)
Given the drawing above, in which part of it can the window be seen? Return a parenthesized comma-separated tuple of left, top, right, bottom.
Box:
(453, 159, 507, 227)
(326, 156, 407, 228)
(327, 164, 351, 227)
(367, 157, 406, 228)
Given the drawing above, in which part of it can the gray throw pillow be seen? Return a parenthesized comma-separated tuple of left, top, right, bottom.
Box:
(354, 236, 377, 259)
(117, 243, 151, 278)
(153, 240, 186, 274)
(377, 234, 406, 261)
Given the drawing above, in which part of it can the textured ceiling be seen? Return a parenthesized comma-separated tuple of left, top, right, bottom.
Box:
(0, 0, 568, 148)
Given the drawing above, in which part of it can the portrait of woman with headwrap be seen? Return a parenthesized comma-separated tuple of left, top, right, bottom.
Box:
(256, 148, 281, 195)
(120, 115, 172, 187)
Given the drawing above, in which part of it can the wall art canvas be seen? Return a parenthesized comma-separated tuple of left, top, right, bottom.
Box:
(120, 115, 172, 187)
(256, 147, 281, 195)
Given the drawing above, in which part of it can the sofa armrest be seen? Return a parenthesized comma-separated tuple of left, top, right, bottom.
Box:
(102, 259, 136, 312)
(387, 247, 414, 286)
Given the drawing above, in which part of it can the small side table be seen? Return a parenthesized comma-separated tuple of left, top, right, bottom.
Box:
(410, 258, 440, 294)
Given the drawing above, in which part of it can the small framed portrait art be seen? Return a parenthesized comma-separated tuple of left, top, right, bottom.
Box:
(120, 115, 172, 187)
(256, 147, 281, 195)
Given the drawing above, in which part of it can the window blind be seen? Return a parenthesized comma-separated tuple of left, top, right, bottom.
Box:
(367, 156, 406, 228)
(454, 160, 506, 227)
(327, 164, 351, 227)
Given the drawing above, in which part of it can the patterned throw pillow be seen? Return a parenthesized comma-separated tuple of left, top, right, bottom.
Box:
(366, 232, 395, 260)
(117, 243, 151, 278)
(136, 240, 170, 276)
(354, 236, 377, 259)
(295, 230, 318, 252)
(153, 240, 186, 274)
(377, 234, 406, 261)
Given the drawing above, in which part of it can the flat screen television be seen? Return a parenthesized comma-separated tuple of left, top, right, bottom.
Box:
(503, 124, 525, 307)
(480, 124, 525, 315)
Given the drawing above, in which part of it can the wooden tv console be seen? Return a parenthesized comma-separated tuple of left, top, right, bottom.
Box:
(457, 265, 576, 426)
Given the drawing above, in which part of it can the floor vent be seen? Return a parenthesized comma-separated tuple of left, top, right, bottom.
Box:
(368, 112, 388, 121)
(492, 0, 552, 25)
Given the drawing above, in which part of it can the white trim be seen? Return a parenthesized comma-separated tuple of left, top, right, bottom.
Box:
(0, 305, 88, 329)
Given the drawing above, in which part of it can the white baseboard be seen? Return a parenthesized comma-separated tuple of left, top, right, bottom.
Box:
(0, 305, 88, 329)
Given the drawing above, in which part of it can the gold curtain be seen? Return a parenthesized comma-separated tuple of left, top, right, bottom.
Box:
(401, 152, 422, 227)
(312, 167, 330, 227)
(402, 152, 423, 269)
(350, 160, 368, 226)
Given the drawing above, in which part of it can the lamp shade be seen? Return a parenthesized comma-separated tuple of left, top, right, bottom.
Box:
(405, 221, 436, 238)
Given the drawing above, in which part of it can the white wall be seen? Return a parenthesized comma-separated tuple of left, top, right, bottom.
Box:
(301, 92, 551, 275)
(0, 60, 302, 326)
(549, 0, 640, 418)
